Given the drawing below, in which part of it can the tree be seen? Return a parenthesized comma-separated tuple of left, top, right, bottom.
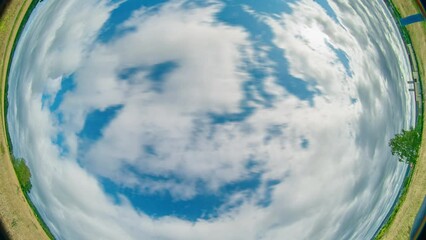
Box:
(12, 158, 32, 193)
(389, 128, 421, 164)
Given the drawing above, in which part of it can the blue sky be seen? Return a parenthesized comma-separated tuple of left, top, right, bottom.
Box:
(7, 0, 415, 239)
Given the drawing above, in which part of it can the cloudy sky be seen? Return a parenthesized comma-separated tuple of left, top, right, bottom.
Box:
(7, 0, 414, 239)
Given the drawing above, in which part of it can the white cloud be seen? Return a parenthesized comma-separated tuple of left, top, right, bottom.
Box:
(7, 0, 414, 239)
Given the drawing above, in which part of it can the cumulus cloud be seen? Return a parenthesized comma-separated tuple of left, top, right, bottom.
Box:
(7, 0, 414, 239)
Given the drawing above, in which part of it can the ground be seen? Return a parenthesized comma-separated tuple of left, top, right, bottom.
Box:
(382, 0, 426, 239)
(0, 0, 425, 239)
(0, 0, 49, 239)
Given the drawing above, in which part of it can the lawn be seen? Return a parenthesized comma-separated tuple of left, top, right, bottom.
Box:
(378, 0, 426, 239)
(0, 0, 51, 239)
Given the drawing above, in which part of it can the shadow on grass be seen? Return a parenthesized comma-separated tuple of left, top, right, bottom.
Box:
(0, 219, 11, 240)
(0, 0, 10, 20)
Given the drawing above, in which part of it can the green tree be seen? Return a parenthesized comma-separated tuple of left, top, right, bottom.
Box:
(12, 158, 32, 193)
(389, 128, 421, 164)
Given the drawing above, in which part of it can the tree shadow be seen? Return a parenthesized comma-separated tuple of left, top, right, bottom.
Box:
(0, 0, 10, 20)
(0, 219, 11, 240)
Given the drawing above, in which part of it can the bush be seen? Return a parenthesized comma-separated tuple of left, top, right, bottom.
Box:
(12, 158, 32, 193)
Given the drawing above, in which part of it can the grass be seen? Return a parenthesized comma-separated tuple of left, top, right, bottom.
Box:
(0, 0, 424, 239)
(376, 114, 424, 239)
(3, 0, 41, 155)
(9, 156, 55, 239)
(376, 0, 426, 239)
(376, 166, 414, 239)
(22, 193, 55, 240)
(0, 0, 53, 239)
(2, 2, 56, 238)
(385, 0, 413, 44)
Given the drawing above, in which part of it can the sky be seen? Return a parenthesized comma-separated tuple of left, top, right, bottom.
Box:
(7, 0, 414, 239)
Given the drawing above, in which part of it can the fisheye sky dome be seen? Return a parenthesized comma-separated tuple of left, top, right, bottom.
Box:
(7, 0, 415, 239)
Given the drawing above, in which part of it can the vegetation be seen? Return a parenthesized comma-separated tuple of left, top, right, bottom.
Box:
(375, 165, 414, 239)
(0, 0, 54, 238)
(389, 124, 422, 164)
(376, 115, 423, 239)
(10, 156, 55, 239)
(376, 115, 424, 239)
(12, 157, 32, 193)
(3, 0, 43, 156)
(375, 4, 426, 240)
(383, 0, 413, 44)
(25, 194, 56, 240)
(376, 4, 425, 239)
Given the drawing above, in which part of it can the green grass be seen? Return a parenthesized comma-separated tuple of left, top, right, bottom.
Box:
(0, 18, 6, 33)
(376, 109, 424, 239)
(10, 157, 55, 239)
(375, 2, 425, 239)
(376, 116, 423, 239)
(24, 194, 55, 240)
(3, 0, 42, 155)
(384, 0, 413, 44)
(2, 0, 55, 239)
(375, 154, 415, 239)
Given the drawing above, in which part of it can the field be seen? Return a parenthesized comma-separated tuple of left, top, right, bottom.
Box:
(0, 0, 50, 239)
(0, 0, 425, 239)
(379, 0, 426, 239)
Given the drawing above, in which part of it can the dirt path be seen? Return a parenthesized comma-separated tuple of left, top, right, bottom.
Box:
(0, 0, 50, 239)
(382, 1, 426, 239)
